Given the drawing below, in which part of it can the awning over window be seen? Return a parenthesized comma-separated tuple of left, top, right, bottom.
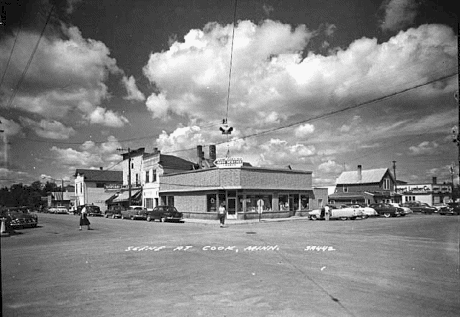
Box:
(112, 190, 142, 203)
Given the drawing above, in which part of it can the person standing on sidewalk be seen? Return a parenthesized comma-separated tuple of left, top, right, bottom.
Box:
(218, 203, 226, 227)
(79, 205, 91, 230)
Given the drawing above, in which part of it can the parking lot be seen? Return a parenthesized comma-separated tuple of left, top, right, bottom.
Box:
(1, 213, 459, 317)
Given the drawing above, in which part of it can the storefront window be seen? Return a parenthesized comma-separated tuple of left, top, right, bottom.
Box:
(301, 195, 309, 210)
(245, 195, 272, 212)
(207, 194, 217, 212)
(279, 194, 289, 211)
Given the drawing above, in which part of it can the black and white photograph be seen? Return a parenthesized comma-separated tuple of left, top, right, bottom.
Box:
(1, 0, 459, 316)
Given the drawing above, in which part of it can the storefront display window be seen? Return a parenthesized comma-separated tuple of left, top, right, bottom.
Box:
(207, 194, 217, 212)
(301, 195, 309, 210)
(279, 194, 289, 211)
(246, 195, 272, 212)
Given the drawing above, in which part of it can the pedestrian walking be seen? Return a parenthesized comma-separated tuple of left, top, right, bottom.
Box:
(79, 205, 91, 230)
(218, 203, 226, 227)
(325, 205, 330, 221)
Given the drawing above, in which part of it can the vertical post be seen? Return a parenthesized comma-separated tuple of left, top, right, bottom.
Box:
(392, 161, 397, 202)
(128, 148, 132, 207)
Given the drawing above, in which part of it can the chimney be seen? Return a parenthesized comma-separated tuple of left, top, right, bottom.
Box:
(209, 144, 216, 161)
(432, 177, 437, 184)
(357, 165, 362, 182)
(197, 145, 204, 165)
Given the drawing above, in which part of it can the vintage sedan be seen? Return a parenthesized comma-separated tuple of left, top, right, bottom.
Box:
(440, 203, 460, 215)
(104, 205, 123, 219)
(308, 206, 363, 221)
(121, 206, 148, 220)
(48, 206, 69, 214)
(347, 204, 378, 218)
(146, 206, 183, 222)
(369, 203, 404, 218)
(389, 203, 413, 214)
(401, 202, 436, 214)
(1, 207, 38, 229)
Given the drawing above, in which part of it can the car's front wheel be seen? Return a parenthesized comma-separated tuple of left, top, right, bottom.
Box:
(146, 216, 151, 222)
(340, 217, 348, 221)
(361, 215, 368, 219)
(310, 215, 317, 221)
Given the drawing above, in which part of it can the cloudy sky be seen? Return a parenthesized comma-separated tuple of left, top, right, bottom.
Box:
(0, 0, 458, 187)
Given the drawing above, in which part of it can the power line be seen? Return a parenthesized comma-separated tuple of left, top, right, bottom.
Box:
(5, 5, 54, 110)
(0, 19, 22, 88)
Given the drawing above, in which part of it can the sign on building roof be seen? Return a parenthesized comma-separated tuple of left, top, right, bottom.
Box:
(214, 157, 243, 168)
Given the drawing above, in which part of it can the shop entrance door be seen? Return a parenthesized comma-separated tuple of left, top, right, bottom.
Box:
(227, 198, 237, 219)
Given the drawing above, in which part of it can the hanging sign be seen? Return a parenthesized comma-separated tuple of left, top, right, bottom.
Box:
(214, 157, 243, 168)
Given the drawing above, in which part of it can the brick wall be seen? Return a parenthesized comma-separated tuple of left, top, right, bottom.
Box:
(161, 167, 312, 192)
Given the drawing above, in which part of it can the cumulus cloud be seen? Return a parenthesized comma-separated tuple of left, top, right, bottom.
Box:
(0, 117, 22, 137)
(0, 25, 128, 127)
(408, 141, 439, 155)
(48, 136, 122, 170)
(19, 117, 76, 139)
(317, 160, 344, 174)
(380, 0, 419, 32)
(142, 21, 456, 132)
(295, 123, 315, 138)
(122, 75, 146, 101)
(257, 138, 315, 166)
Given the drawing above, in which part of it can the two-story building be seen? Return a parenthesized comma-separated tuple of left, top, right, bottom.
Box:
(329, 165, 400, 206)
(142, 148, 198, 210)
(74, 168, 123, 210)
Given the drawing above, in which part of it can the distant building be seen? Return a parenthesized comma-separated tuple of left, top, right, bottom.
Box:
(397, 177, 452, 205)
(329, 165, 400, 206)
(74, 168, 123, 210)
(46, 185, 75, 210)
(142, 148, 198, 210)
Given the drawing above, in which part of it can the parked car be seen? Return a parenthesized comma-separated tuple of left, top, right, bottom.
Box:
(347, 204, 378, 218)
(433, 203, 450, 214)
(146, 206, 183, 222)
(440, 203, 460, 215)
(1, 207, 38, 229)
(389, 203, 413, 214)
(121, 206, 148, 220)
(104, 205, 123, 219)
(76, 205, 102, 217)
(401, 202, 436, 214)
(48, 206, 69, 214)
(308, 205, 363, 220)
(369, 203, 404, 218)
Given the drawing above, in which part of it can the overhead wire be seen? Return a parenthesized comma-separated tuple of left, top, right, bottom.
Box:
(5, 5, 54, 110)
(0, 19, 22, 88)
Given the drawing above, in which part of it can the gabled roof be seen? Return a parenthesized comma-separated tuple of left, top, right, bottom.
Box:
(336, 168, 391, 185)
(74, 169, 122, 183)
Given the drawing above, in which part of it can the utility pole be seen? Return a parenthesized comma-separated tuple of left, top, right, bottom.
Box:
(117, 147, 131, 206)
(392, 161, 397, 189)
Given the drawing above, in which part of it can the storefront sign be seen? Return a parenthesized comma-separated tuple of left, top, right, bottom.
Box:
(105, 184, 122, 190)
(214, 157, 243, 168)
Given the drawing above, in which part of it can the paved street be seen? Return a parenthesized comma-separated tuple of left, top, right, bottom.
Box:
(1, 213, 459, 317)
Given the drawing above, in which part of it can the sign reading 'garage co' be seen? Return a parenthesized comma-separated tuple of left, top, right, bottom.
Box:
(214, 157, 243, 168)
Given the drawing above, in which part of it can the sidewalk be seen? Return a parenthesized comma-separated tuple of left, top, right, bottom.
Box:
(183, 215, 310, 226)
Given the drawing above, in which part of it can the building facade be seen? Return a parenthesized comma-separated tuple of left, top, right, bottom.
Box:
(329, 165, 400, 206)
(160, 165, 313, 220)
(142, 149, 197, 210)
(74, 168, 123, 210)
(397, 177, 452, 205)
